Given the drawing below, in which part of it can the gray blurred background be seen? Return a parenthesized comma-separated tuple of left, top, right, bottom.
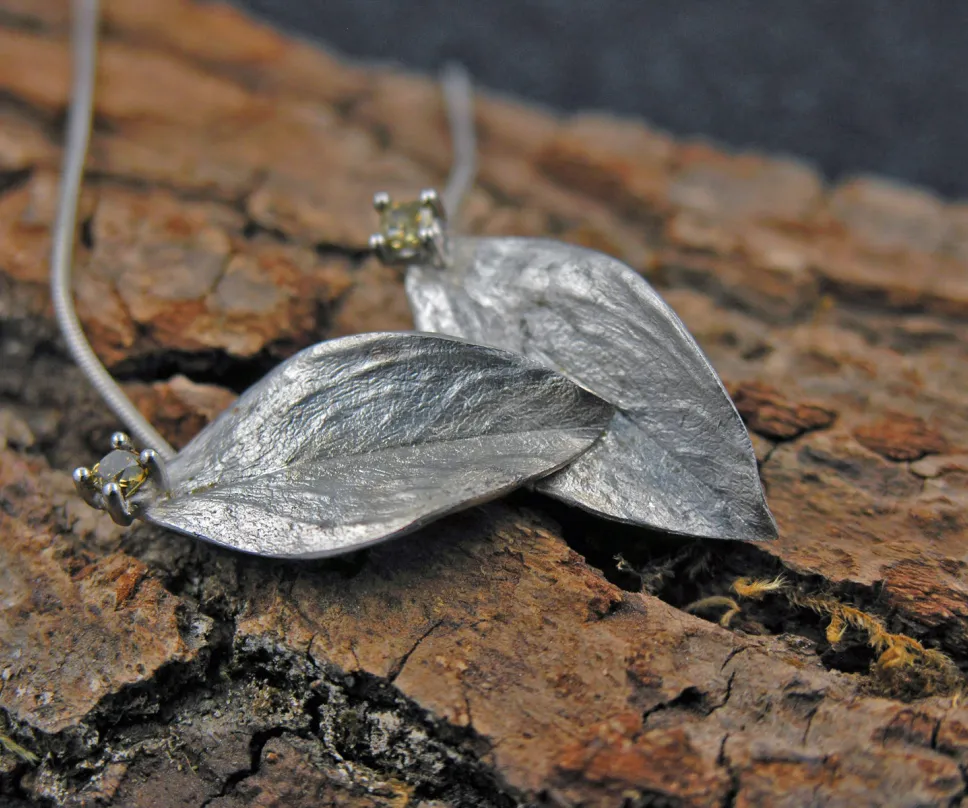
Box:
(236, 0, 968, 199)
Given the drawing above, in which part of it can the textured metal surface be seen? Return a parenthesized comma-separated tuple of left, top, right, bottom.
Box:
(406, 237, 778, 541)
(134, 332, 613, 558)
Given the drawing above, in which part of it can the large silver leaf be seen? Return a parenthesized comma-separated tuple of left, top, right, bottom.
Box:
(138, 332, 613, 558)
(406, 237, 778, 541)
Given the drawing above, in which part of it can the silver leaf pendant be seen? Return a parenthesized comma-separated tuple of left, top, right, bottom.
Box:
(56, 18, 617, 561)
(75, 333, 613, 558)
(373, 194, 776, 542)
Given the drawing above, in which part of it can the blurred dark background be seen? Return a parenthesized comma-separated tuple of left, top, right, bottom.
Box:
(235, 0, 968, 199)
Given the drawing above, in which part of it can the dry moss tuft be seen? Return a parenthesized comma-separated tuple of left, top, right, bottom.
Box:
(684, 595, 742, 627)
(731, 575, 787, 600)
(789, 591, 963, 697)
(687, 575, 964, 700)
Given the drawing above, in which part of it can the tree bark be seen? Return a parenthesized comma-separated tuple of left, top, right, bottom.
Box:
(1, 2, 967, 806)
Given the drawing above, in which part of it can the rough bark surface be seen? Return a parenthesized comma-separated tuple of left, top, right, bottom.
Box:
(1, 2, 968, 806)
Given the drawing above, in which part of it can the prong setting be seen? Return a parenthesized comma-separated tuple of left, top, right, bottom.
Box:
(72, 435, 171, 526)
(111, 431, 135, 451)
(102, 482, 135, 526)
(369, 188, 449, 268)
(418, 188, 445, 220)
(372, 191, 391, 212)
(73, 466, 100, 507)
(139, 448, 170, 493)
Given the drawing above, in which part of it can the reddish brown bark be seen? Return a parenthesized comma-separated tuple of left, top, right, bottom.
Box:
(1, 2, 967, 806)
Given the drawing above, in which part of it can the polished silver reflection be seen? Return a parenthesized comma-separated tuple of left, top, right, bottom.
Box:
(122, 332, 613, 558)
(405, 238, 778, 542)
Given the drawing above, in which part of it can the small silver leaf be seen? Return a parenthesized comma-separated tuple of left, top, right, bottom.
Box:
(406, 237, 778, 542)
(139, 332, 613, 558)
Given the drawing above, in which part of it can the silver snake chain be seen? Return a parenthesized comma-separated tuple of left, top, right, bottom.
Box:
(52, 0, 478, 460)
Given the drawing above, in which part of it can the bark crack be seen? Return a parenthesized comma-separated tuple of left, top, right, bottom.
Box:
(717, 735, 740, 808)
(198, 726, 295, 808)
(387, 620, 445, 684)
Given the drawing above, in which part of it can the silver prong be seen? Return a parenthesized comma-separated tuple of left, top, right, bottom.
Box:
(73, 467, 101, 508)
(373, 191, 391, 212)
(369, 233, 387, 253)
(418, 227, 447, 268)
(102, 482, 135, 526)
(110, 432, 134, 451)
(139, 448, 170, 494)
(419, 188, 446, 220)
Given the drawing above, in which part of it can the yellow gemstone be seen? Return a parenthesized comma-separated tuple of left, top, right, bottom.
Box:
(92, 449, 147, 494)
(379, 201, 435, 258)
